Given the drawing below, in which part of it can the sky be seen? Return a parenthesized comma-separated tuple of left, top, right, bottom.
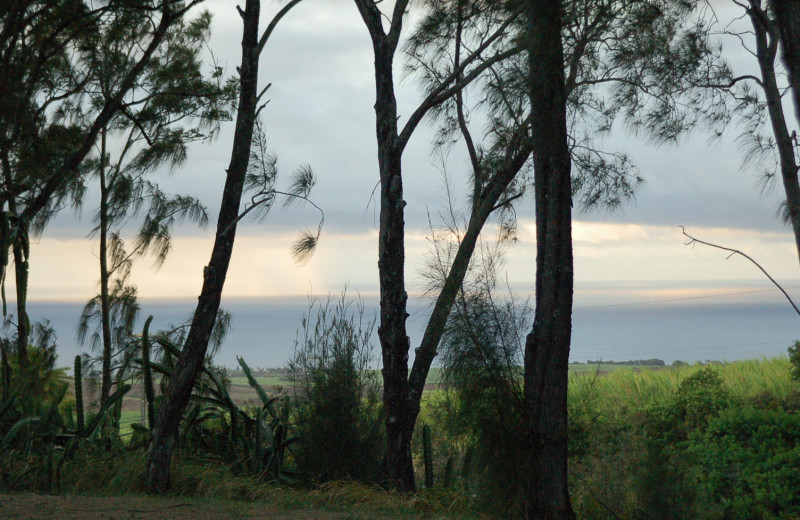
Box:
(15, 0, 800, 320)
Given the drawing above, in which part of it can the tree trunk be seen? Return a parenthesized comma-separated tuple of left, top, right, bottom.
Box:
(771, 0, 800, 123)
(99, 126, 113, 403)
(12, 237, 28, 366)
(522, 1, 576, 519)
(351, 0, 415, 492)
(145, 0, 262, 493)
(750, 3, 800, 265)
(373, 41, 415, 494)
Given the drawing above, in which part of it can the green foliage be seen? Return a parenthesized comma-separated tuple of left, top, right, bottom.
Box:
(674, 366, 729, 427)
(434, 250, 530, 514)
(788, 341, 800, 382)
(688, 406, 800, 520)
(287, 293, 384, 484)
(566, 357, 800, 520)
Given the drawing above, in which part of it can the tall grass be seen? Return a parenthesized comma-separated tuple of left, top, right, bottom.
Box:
(568, 357, 794, 418)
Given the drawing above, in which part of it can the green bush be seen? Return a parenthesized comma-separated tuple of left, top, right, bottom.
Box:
(788, 341, 800, 382)
(287, 294, 384, 484)
(675, 366, 729, 427)
(688, 405, 800, 520)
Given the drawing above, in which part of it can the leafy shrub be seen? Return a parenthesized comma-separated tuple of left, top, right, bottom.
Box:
(674, 366, 729, 427)
(688, 405, 800, 520)
(788, 341, 800, 382)
(287, 293, 384, 483)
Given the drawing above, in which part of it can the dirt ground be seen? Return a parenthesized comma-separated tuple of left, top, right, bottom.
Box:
(0, 494, 376, 520)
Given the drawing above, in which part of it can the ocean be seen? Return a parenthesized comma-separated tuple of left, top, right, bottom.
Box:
(11, 282, 800, 369)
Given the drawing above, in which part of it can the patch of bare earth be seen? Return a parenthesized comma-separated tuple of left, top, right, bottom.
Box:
(0, 494, 369, 520)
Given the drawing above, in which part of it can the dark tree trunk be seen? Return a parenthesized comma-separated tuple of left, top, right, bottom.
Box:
(749, 3, 800, 264)
(772, 0, 800, 123)
(373, 40, 415, 495)
(99, 127, 113, 403)
(0, 151, 27, 368)
(522, 1, 576, 519)
(145, 0, 262, 493)
(12, 236, 28, 366)
(352, 0, 415, 493)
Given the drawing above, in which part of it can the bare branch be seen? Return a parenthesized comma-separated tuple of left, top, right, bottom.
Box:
(680, 226, 800, 317)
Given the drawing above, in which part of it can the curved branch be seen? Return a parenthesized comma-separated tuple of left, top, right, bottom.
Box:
(680, 226, 800, 317)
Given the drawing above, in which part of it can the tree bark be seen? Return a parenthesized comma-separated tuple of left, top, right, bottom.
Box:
(352, 0, 415, 492)
(749, 2, 800, 265)
(145, 0, 262, 493)
(522, 1, 576, 519)
(771, 0, 800, 123)
(99, 126, 113, 404)
(11, 236, 28, 365)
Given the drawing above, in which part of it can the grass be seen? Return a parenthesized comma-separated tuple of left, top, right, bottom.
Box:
(228, 375, 289, 388)
(41, 450, 483, 519)
(567, 357, 794, 416)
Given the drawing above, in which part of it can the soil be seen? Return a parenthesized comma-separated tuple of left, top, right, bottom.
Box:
(0, 494, 371, 519)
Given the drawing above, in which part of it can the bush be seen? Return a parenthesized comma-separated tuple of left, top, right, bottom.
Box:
(675, 366, 729, 427)
(287, 293, 384, 483)
(688, 406, 800, 520)
(788, 341, 800, 382)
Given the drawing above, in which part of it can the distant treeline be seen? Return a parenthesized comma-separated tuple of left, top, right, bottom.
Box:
(580, 359, 666, 366)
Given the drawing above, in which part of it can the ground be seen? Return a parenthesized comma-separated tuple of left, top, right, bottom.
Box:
(0, 494, 422, 520)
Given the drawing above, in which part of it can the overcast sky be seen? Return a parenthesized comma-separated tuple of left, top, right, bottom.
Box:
(21, 0, 800, 306)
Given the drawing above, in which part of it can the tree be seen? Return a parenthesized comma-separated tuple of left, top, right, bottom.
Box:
(521, 1, 576, 518)
(74, 8, 233, 403)
(145, 0, 312, 493)
(410, 0, 718, 514)
(0, 0, 208, 365)
(669, 1, 800, 264)
(352, 0, 521, 491)
(373, 0, 703, 493)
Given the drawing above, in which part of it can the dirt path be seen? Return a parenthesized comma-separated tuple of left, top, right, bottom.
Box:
(0, 494, 377, 519)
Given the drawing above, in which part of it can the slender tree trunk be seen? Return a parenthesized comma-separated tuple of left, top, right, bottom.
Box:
(407, 141, 531, 424)
(12, 236, 28, 365)
(352, 0, 415, 492)
(750, 3, 800, 265)
(99, 126, 113, 403)
(522, 1, 576, 519)
(0, 151, 27, 368)
(145, 0, 262, 493)
(374, 42, 415, 494)
(771, 0, 800, 123)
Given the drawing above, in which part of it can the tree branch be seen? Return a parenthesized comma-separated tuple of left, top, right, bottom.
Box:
(680, 226, 800, 317)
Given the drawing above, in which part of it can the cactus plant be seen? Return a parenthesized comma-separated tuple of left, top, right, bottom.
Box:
(422, 423, 434, 489)
(73, 356, 84, 435)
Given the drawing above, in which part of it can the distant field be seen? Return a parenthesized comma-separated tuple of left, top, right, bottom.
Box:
(65, 362, 678, 417)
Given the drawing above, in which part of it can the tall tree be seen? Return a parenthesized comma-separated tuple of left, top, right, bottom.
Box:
(408, 0, 718, 513)
(522, 1, 576, 518)
(74, 8, 232, 403)
(145, 0, 310, 493)
(352, 0, 520, 491)
(0, 0, 207, 364)
(382, 0, 704, 494)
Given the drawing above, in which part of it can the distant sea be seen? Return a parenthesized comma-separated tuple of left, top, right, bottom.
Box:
(12, 281, 800, 369)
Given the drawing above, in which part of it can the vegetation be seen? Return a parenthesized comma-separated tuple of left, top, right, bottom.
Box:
(3, 1, 800, 519)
